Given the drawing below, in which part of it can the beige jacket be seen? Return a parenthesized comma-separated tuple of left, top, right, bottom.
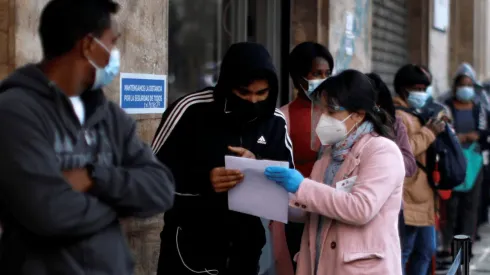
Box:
(393, 97, 436, 226)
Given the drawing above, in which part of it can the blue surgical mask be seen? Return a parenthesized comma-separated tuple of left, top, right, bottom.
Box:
(407, 91, 430, 109)
(87, 38, 121, 90)
(456, 86, 475, 102)
(304, 77, 327, 97)
(426, 85, 433, 97)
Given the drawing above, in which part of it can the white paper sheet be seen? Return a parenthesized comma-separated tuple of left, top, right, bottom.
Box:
(225, 156, 290, 223)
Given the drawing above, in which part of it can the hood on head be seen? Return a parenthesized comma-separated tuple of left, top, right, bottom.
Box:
(0, 64, 55, 97)
(454, 63, 482, 87)
(214, 42, 278, 118)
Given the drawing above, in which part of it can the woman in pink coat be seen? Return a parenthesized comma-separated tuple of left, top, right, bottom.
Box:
(265, 70, 405, 275)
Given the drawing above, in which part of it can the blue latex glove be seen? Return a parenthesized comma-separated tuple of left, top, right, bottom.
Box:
(264, 166, 304, 193)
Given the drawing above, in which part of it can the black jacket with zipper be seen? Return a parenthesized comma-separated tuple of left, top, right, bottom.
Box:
(153, 42, 294, 275)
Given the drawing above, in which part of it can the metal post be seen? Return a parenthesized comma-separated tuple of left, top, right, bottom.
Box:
(451, 235, 471, 275)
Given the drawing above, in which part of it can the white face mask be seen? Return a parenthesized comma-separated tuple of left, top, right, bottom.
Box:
(315, 113, 354, 145)
(304, 78, 327, 97)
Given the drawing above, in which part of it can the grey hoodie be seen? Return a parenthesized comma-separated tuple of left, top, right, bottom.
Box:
(437, 62, 490, 111)
(0, 64, 175, 275)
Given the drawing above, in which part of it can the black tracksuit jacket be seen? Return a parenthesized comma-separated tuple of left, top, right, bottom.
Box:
(153, 42, 294, 275)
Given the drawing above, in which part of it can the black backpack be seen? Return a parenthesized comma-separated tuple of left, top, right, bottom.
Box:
(396, 104, 467, 190)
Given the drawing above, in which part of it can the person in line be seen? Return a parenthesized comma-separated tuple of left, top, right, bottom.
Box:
(153, 42, 294, 275)
(366, 73, 417, 177)
(442, 64, 490, 243)
(0, 1, 175, 274)
(271, 41, 334, 275)
(452, 64, 490, 242)
(282, 42, 334, 192)
(265, 70, 405, 275)
(417, 65, 454, 272)
(438, 63, 490, 112)
(439, 69, 488, 261)
(366, 73, 416, 247)
(392, 64, 446, 275)
(419, 65, 452, 122)
(419, 65, 434, 99)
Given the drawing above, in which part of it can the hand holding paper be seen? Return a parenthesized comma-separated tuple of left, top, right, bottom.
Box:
(210, 167, 244, 193)
(226, 156, 289, 223)
(228, 146, 256, 159)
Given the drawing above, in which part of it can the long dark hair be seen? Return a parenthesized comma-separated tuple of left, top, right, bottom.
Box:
(366, 72, 396, 119)
(313, 70, 395, 140)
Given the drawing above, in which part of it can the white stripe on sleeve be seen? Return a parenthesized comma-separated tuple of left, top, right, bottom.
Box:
(152, 91, 214, 154)
(274, 109, 294, 167)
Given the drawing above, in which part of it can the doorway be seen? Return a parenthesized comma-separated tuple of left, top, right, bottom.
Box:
(167, 0, 286, 104)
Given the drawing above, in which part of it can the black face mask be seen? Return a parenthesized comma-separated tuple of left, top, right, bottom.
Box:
(226, 93, 268, 122)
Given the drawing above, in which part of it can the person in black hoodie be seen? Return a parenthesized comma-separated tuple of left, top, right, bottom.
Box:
(153, 42, 294, 275)
(0, 1, 175, 274)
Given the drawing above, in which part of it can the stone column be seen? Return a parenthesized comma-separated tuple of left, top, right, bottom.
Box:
(290, 0, 372, 80)
(111, 3, 168, 274)
(429, 0, 451, 97)
(473, 0, 489, 81)
(407, 0, 430, 66)
(449, 0, 475, 77)
(483, 0, 490, 80)
(291, 0, 330, 47)
(13, 1, 169, 274)
(0, 0, 15, 79)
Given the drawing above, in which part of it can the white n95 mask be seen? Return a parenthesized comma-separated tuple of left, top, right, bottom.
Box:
(315, 113, 353, 145)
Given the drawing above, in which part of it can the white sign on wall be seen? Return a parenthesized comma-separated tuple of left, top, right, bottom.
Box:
(433, 0, 449, 32)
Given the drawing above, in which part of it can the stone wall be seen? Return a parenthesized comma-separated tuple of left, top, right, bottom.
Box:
(0, 0, 15, 79)
(429, 0, 451, 97)
(12, 1, 169, 274)
(407, 0, 430, 66)
(473, 0, 490, 82)
(291, 0, 329, 46)
(111, 3, 168, 274)
(328, 0, 372, 72)
(291, 0, 372, 72)
(449, 0, 475, 78)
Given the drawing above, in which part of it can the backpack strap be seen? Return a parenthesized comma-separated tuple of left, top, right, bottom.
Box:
(446, 99, 456, 117)
(416, 160, 428, 172)
(395, 106, 425, 125)
(475, 103, 486, 130)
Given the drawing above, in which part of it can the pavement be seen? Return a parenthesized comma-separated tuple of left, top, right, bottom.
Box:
(434, 223, 490, 275)
(471, 223, 490, 275)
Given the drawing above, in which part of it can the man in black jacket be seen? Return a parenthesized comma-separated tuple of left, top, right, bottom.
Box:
(0, 1, 175, 274)
(154, 42, 294, 275)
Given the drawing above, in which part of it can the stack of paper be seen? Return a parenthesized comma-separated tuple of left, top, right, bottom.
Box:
(225, 156, 289, 223)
